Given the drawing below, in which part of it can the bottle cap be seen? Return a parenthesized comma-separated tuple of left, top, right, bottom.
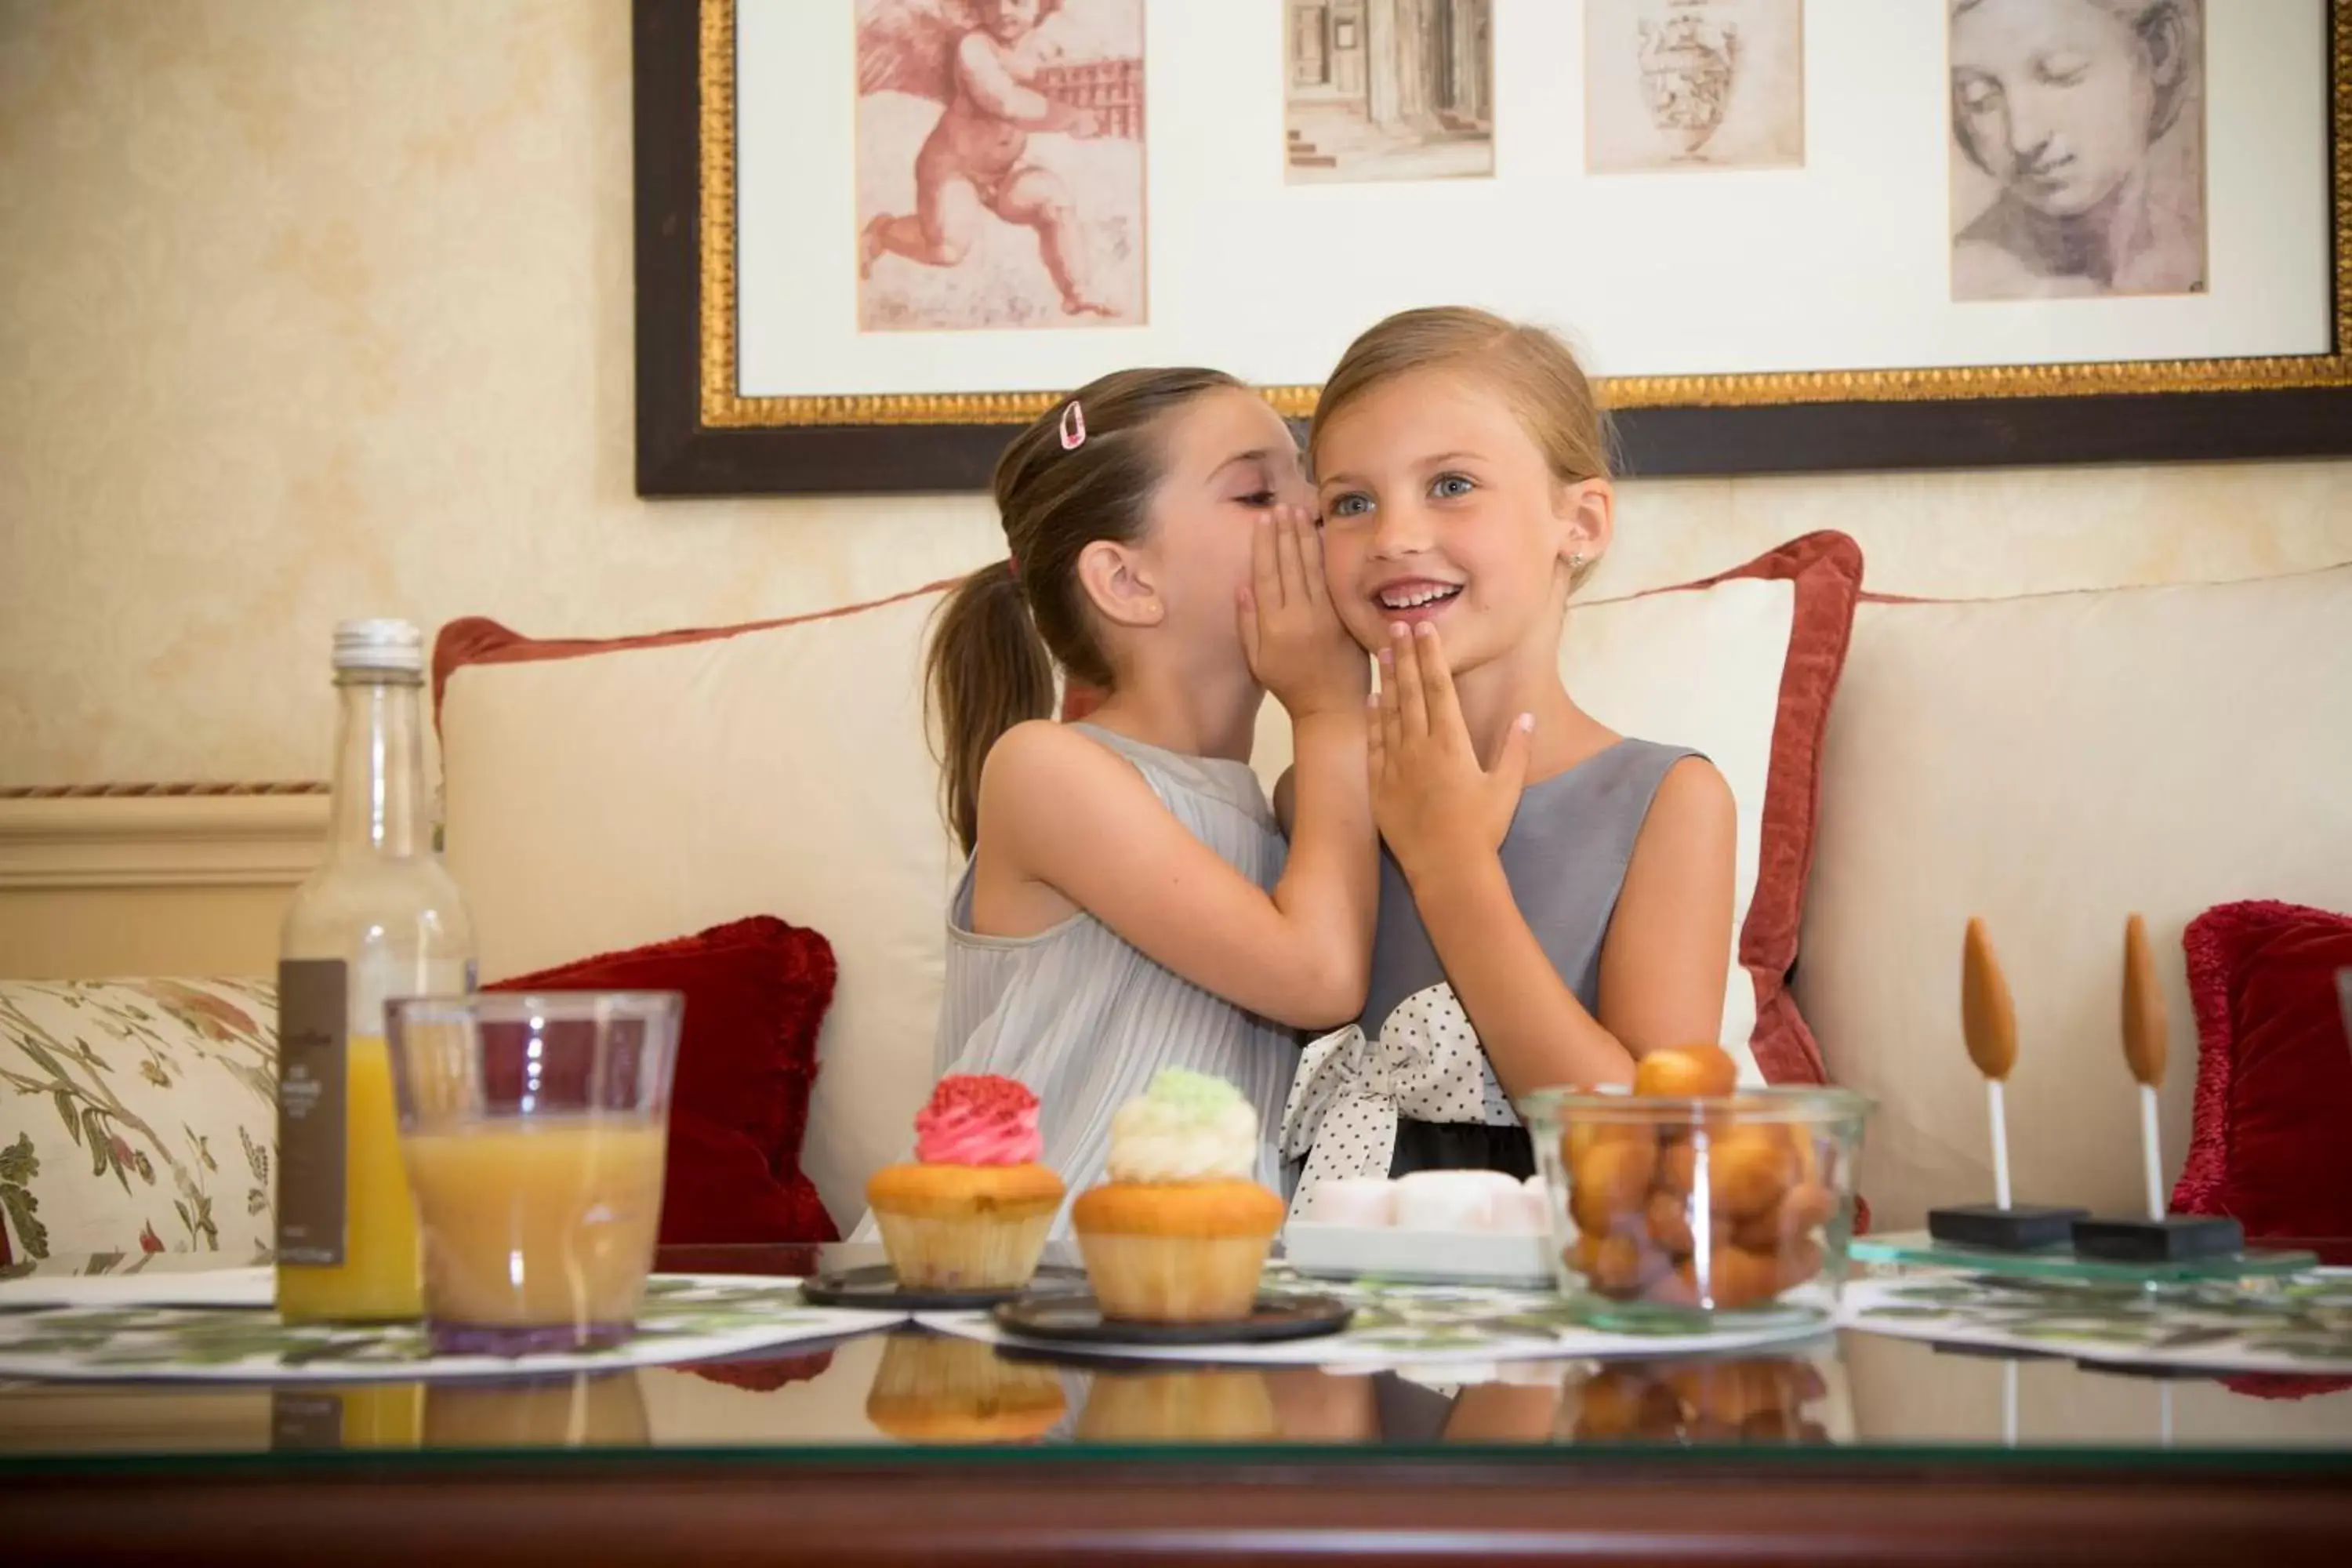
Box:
(332, 619, 425, 674)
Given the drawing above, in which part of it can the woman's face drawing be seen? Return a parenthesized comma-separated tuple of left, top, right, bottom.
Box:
(1951, 0, 2165, 219)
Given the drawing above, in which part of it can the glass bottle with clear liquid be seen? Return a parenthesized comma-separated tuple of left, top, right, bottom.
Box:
(277, 620, 476, 1323)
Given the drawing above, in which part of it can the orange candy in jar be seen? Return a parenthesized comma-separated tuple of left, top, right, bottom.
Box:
(1552, 1044, 1842, 1312)
(1563, 1354, 1835, 1445)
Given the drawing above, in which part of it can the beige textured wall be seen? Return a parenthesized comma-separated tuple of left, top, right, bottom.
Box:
(2, 0, 2349, 789)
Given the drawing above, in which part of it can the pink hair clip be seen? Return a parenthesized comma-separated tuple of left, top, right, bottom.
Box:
(1058, 399, 1087, 451)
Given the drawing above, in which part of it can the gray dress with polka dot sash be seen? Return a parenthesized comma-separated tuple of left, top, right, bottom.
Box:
(1363, 737, 1700, 1178)
(898, 723, 1298, 1237)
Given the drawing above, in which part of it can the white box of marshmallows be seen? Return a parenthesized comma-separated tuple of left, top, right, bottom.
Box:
(1281, 1171, 1555, 1287)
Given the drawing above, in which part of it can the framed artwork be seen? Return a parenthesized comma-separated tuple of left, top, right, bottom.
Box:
(636, 0, 2352, 496)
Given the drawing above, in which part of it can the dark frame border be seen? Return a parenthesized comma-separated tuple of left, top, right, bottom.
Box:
(635, 0, 2352, 496)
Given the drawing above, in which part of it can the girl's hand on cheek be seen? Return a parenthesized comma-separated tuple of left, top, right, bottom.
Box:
(1240, 505, 1370, 721)
(1366, 622, 1533, 879)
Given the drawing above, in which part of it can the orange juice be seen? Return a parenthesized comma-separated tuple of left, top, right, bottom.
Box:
(401, 1119, 668, 1341)
(276, 1035, 423, 1323)
(424, 1373, 651, 1448)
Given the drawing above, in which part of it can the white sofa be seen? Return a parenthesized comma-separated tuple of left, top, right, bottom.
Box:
(430, 550, 2352, 1236)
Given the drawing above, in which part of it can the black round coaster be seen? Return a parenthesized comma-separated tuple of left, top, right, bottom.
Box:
(800, 1263, 1087, 1312)
(990, 1291, 1352, 1347)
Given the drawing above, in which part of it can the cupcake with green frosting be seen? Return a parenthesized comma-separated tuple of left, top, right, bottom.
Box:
(1069, 1069, 1283, 1323)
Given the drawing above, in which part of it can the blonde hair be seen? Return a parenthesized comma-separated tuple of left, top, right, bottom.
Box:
(1309, 307, 1613, 588)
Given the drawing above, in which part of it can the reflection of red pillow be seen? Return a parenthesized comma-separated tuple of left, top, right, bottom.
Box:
(686, 1349, 837, 1393)
(489, 916, 840, 1245)
(2220, 1374, 2352, 1403)
(2173, 901, 2352, 1241)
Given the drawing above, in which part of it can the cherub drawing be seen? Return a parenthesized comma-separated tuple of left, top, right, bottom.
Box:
(856, 0, 1145, 329)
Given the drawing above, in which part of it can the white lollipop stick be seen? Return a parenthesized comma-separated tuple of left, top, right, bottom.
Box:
(1987, 1079, 2013, 1211)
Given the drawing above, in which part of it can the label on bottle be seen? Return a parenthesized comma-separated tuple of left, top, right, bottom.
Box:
(276, 958, 349, 1266)
(270, 1392, 344, 1450)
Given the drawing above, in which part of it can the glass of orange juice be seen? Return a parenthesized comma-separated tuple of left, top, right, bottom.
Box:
(385, 992, 681, 1356)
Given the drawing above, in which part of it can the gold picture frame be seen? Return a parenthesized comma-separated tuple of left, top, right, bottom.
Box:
(636, 0, 2352, 495)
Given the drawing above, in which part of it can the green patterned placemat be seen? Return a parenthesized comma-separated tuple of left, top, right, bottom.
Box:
(0, 1275, 894, 1382)
(1844, 1272, 2352, 1374)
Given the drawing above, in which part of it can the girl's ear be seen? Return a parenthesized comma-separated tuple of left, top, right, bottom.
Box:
(1553, 475, 1615, 572)
(1076, 539, 1165, 630)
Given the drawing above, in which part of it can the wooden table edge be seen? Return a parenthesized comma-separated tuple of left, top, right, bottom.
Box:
(5, 1454, 2351, 1563)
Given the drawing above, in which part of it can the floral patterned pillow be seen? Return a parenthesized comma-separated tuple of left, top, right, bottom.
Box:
(0, 979, 277, 1276)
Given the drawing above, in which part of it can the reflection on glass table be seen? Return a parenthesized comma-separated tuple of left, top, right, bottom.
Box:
(2, 1244, 2347, 1464)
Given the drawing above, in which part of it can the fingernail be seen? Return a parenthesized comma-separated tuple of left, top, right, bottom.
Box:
(1390, 622, 1409, 639)
(1414, 622, 1434, 638)
(1517, 713, 1535, 731)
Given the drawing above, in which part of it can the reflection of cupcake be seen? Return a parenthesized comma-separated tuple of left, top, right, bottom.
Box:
(1070, 1069, 1283, 1323)
(866, 1075, 1064, 1290)
(864, 1334, 1066, 1443)
(1076, 1369, 1277, 1442)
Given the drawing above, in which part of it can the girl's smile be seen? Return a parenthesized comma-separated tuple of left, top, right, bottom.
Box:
(1369, 575, 1467, 626)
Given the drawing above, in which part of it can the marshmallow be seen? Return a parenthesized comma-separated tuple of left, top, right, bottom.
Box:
(1297, 1177, 1397, 1229)
(1491, 1182, 1552, 1236)
(1392, 1170, 1524, 1232)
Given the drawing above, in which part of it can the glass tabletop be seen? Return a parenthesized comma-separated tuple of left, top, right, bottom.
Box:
(2, 1243, 2347, 1471)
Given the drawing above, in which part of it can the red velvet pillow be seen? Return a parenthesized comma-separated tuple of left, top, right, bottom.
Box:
(488, 916, 840, 1246)
(2172, 900, 2352, 1241)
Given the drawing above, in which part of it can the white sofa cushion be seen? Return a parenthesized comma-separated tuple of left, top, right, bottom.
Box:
(1795, 564, 2352, 1229)
(436, 589, 960, 1231)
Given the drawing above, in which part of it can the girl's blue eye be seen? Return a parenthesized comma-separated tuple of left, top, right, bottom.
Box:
(1431, 474, 1475, 499)
(1327, 492, 1371, 518)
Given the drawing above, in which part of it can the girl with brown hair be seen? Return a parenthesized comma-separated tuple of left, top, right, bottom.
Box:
(1282, 307, 1740, 1191)
(899, 367, 1377, 1230)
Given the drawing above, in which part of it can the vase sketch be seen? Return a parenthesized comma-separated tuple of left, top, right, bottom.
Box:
(1636, 5, 1739, 158)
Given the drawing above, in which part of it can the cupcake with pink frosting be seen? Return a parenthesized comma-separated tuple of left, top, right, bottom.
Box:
(866, 1075, 1065, 1290)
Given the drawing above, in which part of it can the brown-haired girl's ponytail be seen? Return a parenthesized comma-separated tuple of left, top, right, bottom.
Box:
(927, 557, 1054, 855)
(926, 365, 1246, 855)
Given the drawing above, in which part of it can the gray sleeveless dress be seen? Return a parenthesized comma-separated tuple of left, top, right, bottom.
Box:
(1363, 737, 1700, 1178)
(909, 724, 1298, 1237)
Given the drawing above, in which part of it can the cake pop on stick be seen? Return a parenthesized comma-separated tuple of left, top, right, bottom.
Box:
(2072, 916, 2243, 1262)
(1926, 919, 2086, 1250)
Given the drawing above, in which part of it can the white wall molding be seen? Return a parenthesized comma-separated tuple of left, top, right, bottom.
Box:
(0, 795, 331, 891)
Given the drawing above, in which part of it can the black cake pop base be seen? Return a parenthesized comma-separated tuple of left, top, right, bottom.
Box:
(1926, 1203, 2089, 1253)
(2071, 1214, 2245, 1263)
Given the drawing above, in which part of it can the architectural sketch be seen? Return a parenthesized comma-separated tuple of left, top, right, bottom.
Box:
(1285, 1, 1494, 183)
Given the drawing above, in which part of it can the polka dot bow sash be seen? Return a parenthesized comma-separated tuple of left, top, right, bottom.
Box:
(1279, 984, 1520, 1204)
